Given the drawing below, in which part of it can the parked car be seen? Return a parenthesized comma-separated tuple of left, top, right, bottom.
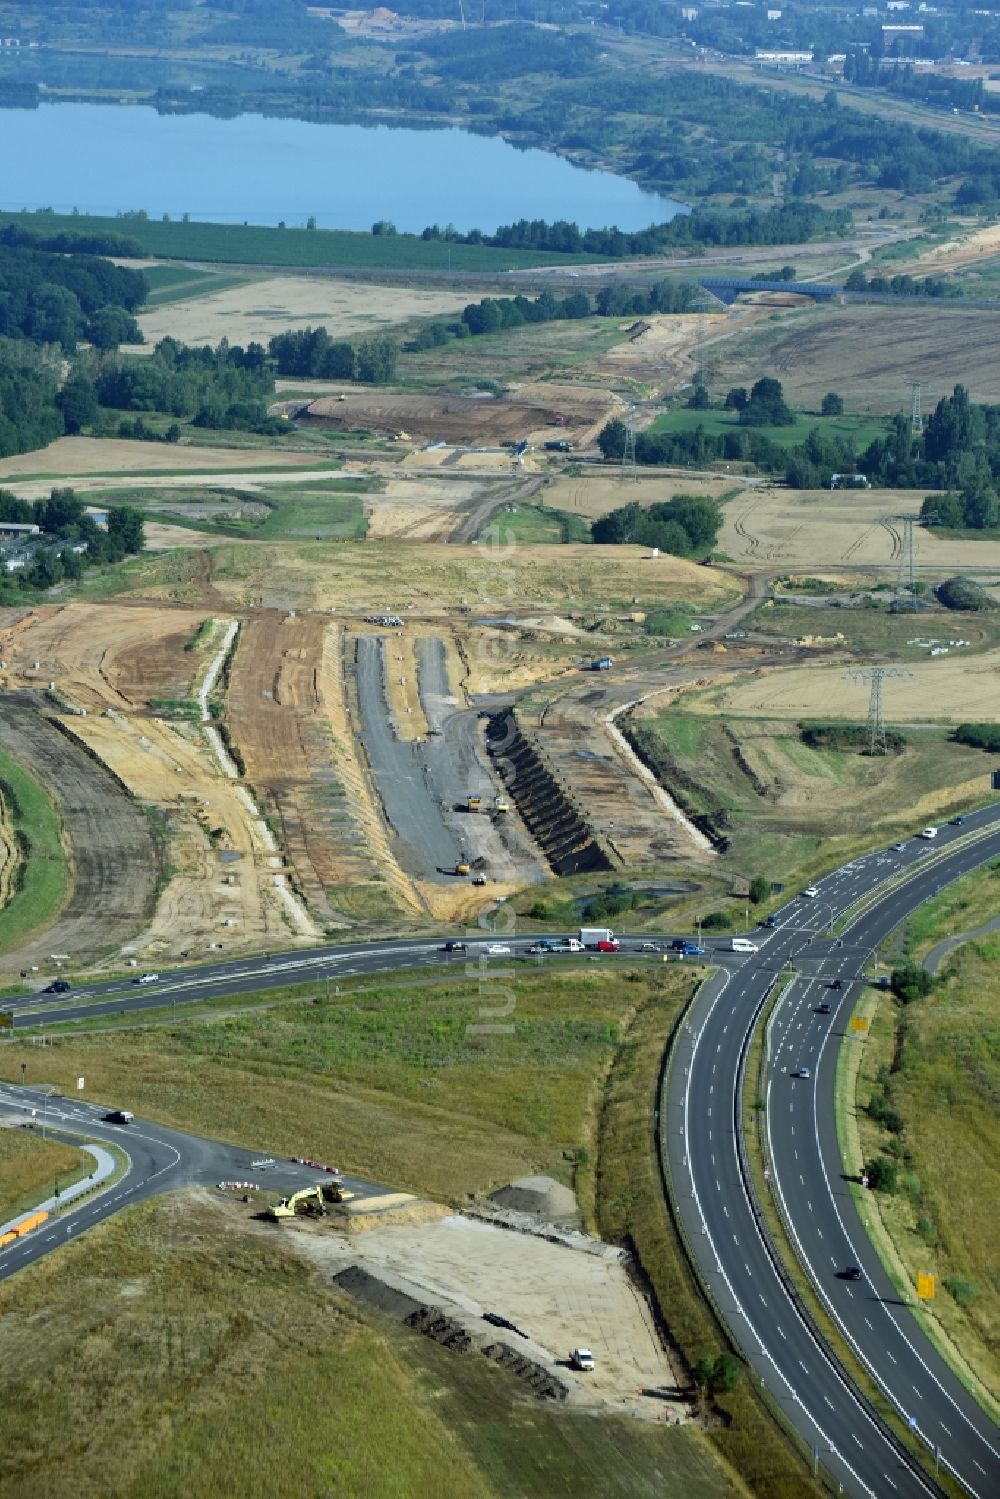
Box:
(569, 1347, 595, 1372)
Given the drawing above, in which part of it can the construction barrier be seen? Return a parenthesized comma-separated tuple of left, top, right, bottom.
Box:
(0, 1210, 48, 1247)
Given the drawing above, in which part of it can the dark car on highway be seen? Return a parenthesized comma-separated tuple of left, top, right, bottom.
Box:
(844, 1265, 863, 1282)
(816, 1002, 832, 1015)
(441, 941, 467, 953)
(43, 979, 71, 994)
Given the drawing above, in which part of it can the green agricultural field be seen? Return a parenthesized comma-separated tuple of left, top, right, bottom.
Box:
(0, 1193, 738, 1499)
(140, 264, 259, 307)
(97, 482, 373, 542)
(0, 210, 596, 272)
(646, 405, 889, 452)
(0, 967, 693, 1203)
(0, 748, 69, 956)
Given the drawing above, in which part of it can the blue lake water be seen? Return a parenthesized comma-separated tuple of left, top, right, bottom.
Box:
(0, 103, 683, 234)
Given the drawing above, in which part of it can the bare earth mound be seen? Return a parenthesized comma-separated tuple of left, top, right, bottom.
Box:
(490, 1175, 580, 1224)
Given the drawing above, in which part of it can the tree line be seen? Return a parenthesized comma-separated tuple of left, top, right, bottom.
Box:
(422, 201, 852, 259)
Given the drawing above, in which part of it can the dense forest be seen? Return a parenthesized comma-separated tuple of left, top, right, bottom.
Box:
(0, 244, 145, 351)
(591, 495, 722, 557)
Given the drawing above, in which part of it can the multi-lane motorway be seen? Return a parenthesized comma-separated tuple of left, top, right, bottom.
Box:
(667, 804, 1000, 1499)
(3, 809, 1000, 1497)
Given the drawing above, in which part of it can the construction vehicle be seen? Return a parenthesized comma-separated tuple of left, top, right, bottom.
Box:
(466, 794, 482, 812)
(266, 1182, 356, 1221)
(494, 793, 510, 813)
(455, 860, 471, 876)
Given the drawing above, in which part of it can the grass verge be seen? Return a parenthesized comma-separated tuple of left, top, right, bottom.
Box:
(0, 967, 690, 1204)
(0, 1129, 85, 1222)
(0, 747, 70, 957)
(846, 951, 1000, 1417)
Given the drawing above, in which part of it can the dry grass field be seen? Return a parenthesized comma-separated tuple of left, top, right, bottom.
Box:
(716, 301, 1000, 411)
(129, 540, 739, 617)
(135, 273, 478, 349)
(544, 471, 737, 521)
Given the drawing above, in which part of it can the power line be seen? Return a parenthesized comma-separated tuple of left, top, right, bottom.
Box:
(845, 665, 911, 756)
(620, 404, 637, 482)
(906, 378, 924, 436)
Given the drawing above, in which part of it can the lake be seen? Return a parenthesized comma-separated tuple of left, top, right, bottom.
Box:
(0, 102, 683, 235)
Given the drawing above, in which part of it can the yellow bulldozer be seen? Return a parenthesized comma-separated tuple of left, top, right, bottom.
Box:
(266, 1182, 356, 1221)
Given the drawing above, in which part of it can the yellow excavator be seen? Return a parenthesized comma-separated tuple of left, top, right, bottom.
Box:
(266, 1182, 356, 1220)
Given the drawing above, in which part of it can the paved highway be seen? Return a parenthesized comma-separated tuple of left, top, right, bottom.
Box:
(3, 811, 999, 1498)
(667, 805, 1000, 1499)
(0, 1081, 389, 1285)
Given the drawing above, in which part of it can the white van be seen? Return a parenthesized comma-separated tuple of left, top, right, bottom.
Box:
(919, 826, 939, 840)
(730, 937, 760, 954)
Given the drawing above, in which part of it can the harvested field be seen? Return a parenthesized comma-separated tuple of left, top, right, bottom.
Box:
(718, 485, 1000, 572)
(135, 273, 477, 350)
(685, 650, 1000, 724)
(0, 695, 158, 977)
(0, 436, 321, 484)
(544, 471, 737, 521)
(303, 385, 610, 447)
(715, 301, 1000, 410)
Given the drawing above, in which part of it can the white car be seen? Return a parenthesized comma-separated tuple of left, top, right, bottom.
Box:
(486, 944, 511, 956)
(134, 972, 160, 985)
(792, 1067, 811, 1079)
(569, 1347, 595, 1372)
(802, 887, 819, 899)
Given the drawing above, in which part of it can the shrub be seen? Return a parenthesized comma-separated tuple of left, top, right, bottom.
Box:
(937, 575, 998, 612)
(943, 1275, 978, 1307)
(748, 875, 770, 905)
(701, 910, 733, 931)
(954, 722, 1000, 751)
(866, 1158, 898, 1193)
(890, 963, 934, 1004)
(916, 1215, 937, 1244)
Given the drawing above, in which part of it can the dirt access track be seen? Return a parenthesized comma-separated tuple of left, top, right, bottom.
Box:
(302, 387, 608, 447)
(0, 694, 159, 976)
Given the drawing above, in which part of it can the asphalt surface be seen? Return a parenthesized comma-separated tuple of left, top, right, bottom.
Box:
(354, 632, 463, 878)
(3, 813, 999, 1498)
(666, 806, 1000, 1499)
(0, 1081, 388, 1285)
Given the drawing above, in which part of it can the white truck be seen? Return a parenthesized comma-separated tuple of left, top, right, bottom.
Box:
(579, 927, 614, 949)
